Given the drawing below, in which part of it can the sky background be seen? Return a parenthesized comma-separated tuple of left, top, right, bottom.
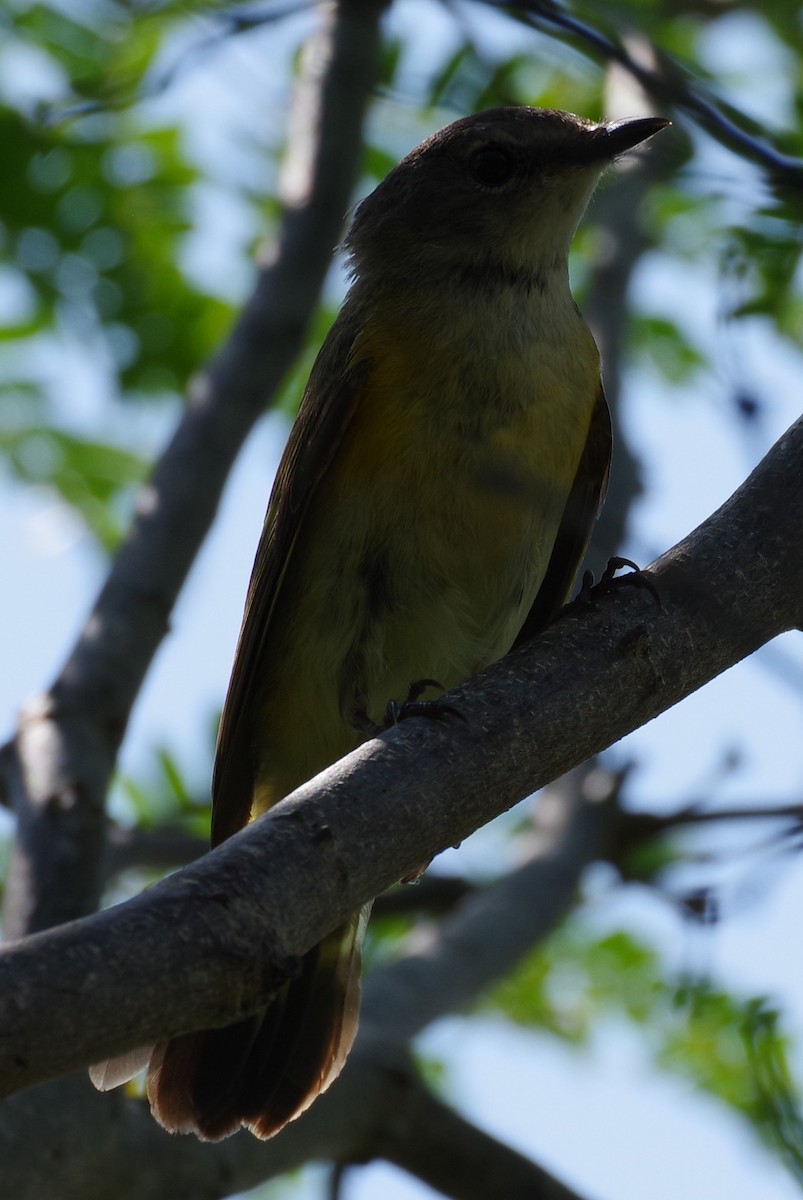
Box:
(3, 3, 803, 1198)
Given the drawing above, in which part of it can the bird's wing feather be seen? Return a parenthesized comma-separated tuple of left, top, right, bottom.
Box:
(513, 382, 612, 646)
(211, 323, 372, 845)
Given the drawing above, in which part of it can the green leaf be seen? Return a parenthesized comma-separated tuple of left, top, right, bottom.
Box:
(487, 920, 802, 1176)
(0, 425, 148, 550)
(631, 315, 707, 383)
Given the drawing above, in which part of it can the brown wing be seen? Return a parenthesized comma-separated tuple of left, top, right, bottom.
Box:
(513, 383, 612, 647)
(211, 321, 372, 846)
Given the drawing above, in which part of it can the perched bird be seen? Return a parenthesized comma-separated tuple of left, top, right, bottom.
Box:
(92, 105, 667, 1139)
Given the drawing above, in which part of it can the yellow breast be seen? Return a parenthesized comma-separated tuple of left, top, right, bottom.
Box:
(253, 287, 600, 809)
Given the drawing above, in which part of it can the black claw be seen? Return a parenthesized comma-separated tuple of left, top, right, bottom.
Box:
(352, 708, 382, 738)
(405, 678, 446, 704)
(600, 556, 661, 607)
(565, 556, 661, 615)
(384, 679, 468, 728)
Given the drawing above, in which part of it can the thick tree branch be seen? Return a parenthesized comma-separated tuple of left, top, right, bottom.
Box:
(3, 787, 609, 1200)
(0, 770, 693, 1200)
(0, 769, 786, 1199)
(0, 0, 384, 940)
(2, 412, 803, 1099)
(104, 825, 478, 903)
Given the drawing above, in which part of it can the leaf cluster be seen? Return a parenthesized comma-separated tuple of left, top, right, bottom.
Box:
(488, 921, 803, 1171)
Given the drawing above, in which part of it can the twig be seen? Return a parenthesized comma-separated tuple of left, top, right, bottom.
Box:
(663, 802, 803, 828)
(492, 0, 803, 192)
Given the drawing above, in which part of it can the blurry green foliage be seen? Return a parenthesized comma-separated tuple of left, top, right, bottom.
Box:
(1, 107, 232, 393)
(117, 743, 210, 836)
(0, 423, 147, 548)
(631, 314, 707, 382)
(489, 925, 660, 1041)
(364, 912, 417, 972)
(0, 2, 237, 546)
(742, 1002, 803, 1185)
(486, 921, 803, 1173)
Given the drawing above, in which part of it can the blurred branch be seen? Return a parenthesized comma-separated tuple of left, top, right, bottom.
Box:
(375, 1069, 589, 1200)
(608, 797, 803, 888)
(0, 1051, 589, 1200)
(664, 802, 803, 828)
(328, 1162, 348, 1200)
(373, 873, 477, 918)
(493, 0, 803, 192)
(617, 799, 803, 851)
(103, 823, 209, 878)
(0, 0, 384, 941)
(149, 2, 315, 104)
(52, 1, 315, 120)
(4, 409, 803, 1097)
(104, 829, 479, 901)
(363, 766, 622, 1038)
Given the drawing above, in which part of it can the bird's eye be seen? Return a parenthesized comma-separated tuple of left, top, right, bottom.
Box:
(468, 144, 517, 189)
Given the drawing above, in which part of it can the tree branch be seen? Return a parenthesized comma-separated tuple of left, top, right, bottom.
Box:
(0, 767, 777, 1199)
(377, 1072, 589, 1200)
(0, 1050, 590, 1200)
(2, 411, 803, 1099)
(103, 823, 210, 878)
(3, 796, 604, 1200)
(373, 873, 478, 918)
(0, 0, 384, 940)
(667, 802, 803, 827)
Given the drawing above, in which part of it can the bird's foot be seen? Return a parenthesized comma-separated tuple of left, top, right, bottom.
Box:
(384, 678, 467, 727)
(566, 556, 661, 614)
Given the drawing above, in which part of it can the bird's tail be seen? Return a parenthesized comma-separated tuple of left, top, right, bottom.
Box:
(146, 907, 369, 1140)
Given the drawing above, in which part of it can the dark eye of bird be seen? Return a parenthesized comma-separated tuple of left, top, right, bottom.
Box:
(468, 144, 517, 189)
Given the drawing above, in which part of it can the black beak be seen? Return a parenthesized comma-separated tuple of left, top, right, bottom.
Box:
(602, 116, 671, 157)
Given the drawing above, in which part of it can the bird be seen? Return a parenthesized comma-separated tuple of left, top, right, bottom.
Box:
(91, 105, 667, 1140)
